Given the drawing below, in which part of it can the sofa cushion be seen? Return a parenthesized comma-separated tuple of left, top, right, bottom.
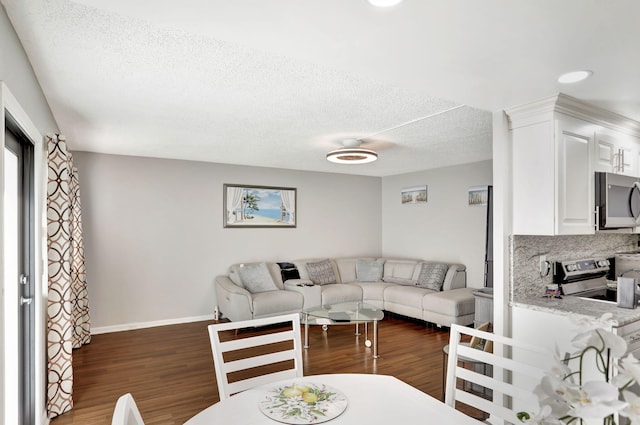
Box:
(382, 276, 416, 286)
(383, 259, 420, 281)
(334, 258, 359, 283)
(238, 263, 278, 293)
(383, 285, 437, 309)
(421, 287, 476, 317)
(416, 263, 448, 291)
(306, 259, 338, 285)
(251, 290, 304, 317)
(349, 281, 393, 302)
(320, 284, 363, 305)
(356, 259, 385, 282)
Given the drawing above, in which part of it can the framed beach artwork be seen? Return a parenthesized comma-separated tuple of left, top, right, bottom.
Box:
(401, 185, 427, 204)
(223, 184, 297, 228)
(468, 185, 489, 206)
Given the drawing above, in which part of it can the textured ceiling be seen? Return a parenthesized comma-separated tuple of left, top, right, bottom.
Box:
(3, 0, 639, 176)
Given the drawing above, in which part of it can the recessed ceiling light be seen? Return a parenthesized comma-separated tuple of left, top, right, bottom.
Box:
(368, 0, 404, 7)
(558, 70, 593, 84)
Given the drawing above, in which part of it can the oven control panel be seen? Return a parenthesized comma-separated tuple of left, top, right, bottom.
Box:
(554, 258, 610, 282)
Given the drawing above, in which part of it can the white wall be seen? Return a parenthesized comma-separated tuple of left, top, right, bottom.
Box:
(0, 7, 57, 132)
(381, 160, 493, 288)
(72, 152, 382, 331)
(1, 6, 58, 425)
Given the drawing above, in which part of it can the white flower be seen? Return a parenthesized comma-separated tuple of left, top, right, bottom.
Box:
(571, 313, 615, 331)
(517, 405, 563, 425)
(571, 323, 627, 359)
(566, 381, 627, 419)
(533, 374, 574, 418)
(621, 390, 640, 423)
(613, 354, 640, 388)
(520, 314, 635, 424)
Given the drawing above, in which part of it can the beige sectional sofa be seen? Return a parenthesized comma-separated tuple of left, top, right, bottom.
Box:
(214, 257, 475, 327)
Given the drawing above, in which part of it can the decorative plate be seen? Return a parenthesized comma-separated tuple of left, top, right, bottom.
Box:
(258, 382, 348, 424)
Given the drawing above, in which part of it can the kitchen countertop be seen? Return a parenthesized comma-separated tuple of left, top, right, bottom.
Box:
(512, 295, 640, 327)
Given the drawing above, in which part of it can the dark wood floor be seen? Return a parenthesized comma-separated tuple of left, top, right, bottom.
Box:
(50, 313, 453, 425)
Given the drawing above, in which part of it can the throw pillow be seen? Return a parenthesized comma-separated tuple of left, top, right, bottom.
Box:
(238, 263, 278, 293)
(277, 261, 301, 282)
(305, 259, 337, 285)
(356, 259, 385, 282)
(416, 263, 448, 291)
(281, 268, 301, 282)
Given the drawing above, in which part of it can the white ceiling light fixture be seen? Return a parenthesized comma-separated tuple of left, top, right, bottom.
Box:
(558, 70, 593, 84)
(368, 0, 404, 7)
(326, 139, 378, 164)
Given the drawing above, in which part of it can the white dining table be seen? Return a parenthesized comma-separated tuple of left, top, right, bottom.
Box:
(184, 373, 481, 424)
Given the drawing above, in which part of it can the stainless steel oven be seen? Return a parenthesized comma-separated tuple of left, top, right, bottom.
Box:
(554, 257, 640, 357)
(553, 258, 614, 301)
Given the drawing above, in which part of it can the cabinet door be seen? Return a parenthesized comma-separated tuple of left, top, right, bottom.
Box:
(512, 120, 556, 234)
(595, 129, 640, 177)
(618, 139, 639, 177)
(594, 136, 615, 173)
(556, 117, 595, 235)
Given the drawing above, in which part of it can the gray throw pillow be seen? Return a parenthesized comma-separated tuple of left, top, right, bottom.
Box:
(305, 259, 337, 285)
(356, 259, 385, 282)
(238, 263, 278, 293)
(416, 263, 448, 291)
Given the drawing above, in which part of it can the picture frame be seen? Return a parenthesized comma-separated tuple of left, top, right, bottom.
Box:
(468, 185, 489, 206)
(223, 184, 297, 228)
(401, 185, 427, 204)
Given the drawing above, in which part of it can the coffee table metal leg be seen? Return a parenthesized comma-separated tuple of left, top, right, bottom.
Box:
(354, 323, 360, 336)
(304, 313, 309, 349)
(364, 322, 372, 348)
(373, 320, 379, 358)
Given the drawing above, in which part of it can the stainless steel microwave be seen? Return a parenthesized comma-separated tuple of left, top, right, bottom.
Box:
(595, 171, 640, 229)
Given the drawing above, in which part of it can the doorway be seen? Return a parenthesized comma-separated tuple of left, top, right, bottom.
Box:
(4, 114, 35, 425)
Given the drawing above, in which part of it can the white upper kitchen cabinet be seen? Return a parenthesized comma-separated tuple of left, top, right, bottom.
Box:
(594, 127, 640, 177)
(507, 93, 640, 236)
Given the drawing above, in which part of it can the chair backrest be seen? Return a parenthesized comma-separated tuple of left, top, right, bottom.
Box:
(208, 313, 304, 400)
(111, 393, 145, 425)
(444, 324, 550, 425)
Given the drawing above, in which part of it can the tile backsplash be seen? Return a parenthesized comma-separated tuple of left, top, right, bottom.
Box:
(511, 233, 639, 302)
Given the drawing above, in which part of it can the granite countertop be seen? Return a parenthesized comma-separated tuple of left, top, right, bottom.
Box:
(512, 295, 640, 327)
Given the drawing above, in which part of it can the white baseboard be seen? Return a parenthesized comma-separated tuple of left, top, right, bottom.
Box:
(91, 314, 215, 335)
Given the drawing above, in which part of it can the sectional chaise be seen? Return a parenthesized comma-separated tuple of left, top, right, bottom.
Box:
(214, 257, 476, 327)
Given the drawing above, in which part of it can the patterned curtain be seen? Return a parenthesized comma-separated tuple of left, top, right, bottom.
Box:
(46, 134, 91, 418)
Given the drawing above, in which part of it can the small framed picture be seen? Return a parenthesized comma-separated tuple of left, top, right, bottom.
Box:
(468, 186, 489, 206)
(224, 184, 296, 228)
(401, 186, 427, 204)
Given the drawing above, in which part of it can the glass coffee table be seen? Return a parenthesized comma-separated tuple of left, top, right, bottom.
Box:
(302, 301, 384, 358)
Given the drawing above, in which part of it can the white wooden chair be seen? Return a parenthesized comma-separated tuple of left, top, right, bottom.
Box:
(208, 313, 304, 399)
(111, 393, 145, 425)
(444, 324, 550, 425)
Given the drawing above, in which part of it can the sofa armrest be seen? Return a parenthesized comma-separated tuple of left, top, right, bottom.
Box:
(442, 264, 466, 291)
(284, 280, 321, 308)
(215, 275, 253, 321)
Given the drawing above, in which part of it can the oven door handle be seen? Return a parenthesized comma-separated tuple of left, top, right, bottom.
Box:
(629, 182, 640, 225)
